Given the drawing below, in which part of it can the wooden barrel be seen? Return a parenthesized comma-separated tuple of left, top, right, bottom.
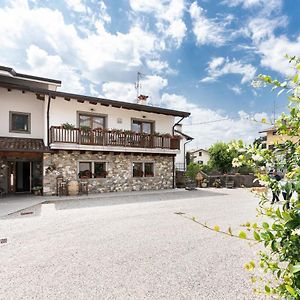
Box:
(68, 180, 79, 196)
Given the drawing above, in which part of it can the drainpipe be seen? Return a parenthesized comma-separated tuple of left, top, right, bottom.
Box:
(47, 94, 52, 147)
(183, 139, 193, 171)
(172, 116, 185, 135)
(172, 116, 186, 188)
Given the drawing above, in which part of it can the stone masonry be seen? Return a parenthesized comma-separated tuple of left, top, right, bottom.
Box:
(43, 151, 174, 195)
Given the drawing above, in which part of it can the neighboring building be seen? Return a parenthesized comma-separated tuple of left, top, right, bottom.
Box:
(0, 66, 190, 196)
(190, 148, 210, 165)
(259, 127, 299, 150)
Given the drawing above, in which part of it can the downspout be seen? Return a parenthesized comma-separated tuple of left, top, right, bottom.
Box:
(172, 116, 186, 189)
(47, 94, 52, 147)
(172, 116, 185, 135)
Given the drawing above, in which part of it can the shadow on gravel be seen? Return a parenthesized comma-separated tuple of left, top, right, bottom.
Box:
(4, 189, 227, 219)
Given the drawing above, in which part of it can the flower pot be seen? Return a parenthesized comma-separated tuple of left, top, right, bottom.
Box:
(68, 180, 79, 196)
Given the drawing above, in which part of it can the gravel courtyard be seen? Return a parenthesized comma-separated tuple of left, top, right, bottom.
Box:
(0, 189, 261, 300)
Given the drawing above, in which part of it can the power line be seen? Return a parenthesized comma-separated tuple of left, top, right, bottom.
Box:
(183, 116, 273, 126)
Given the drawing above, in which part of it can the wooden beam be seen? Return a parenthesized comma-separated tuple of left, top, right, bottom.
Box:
(89, 101, 97, 105)
(77, 99, 84, 103)
(36, 94, 45, 100)
(64, 97, 71, 101)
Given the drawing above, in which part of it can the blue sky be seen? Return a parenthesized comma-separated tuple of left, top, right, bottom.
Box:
(0, 0, 299, 147)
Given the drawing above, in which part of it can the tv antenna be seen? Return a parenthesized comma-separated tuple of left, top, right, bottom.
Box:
(135, 72, 145, 100)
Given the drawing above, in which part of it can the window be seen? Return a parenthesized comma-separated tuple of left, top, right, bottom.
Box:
(133, 162, 154, 177)
(144, 163, 154, 177)
(198, 152, 202, 157)
(131, 119, 153, 134)
(78, 161, 107, 178)
(79, 113, 105, 130)
(10, 111, 30, 133)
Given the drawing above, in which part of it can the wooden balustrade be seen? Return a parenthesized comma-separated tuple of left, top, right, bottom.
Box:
(49, 126, 181, 150)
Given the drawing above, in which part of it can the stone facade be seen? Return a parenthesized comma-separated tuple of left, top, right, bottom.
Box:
(43, 151, 174, 195)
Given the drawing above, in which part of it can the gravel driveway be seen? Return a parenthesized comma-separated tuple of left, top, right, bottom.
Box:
(0, 188, 260, 300)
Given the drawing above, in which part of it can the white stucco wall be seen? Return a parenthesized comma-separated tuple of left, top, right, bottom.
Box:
(175, 137, 186, 165)
(0, 88, 45, 139)
(192, 150, 210, 165)
(49, 97, 175, 134)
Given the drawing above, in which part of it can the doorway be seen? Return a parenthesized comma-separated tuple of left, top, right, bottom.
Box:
(15, 161, 31, 193)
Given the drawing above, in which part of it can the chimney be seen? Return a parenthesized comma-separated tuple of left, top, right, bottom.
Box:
(137, 94, 148, 105)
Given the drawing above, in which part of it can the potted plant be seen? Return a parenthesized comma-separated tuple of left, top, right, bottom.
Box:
(80, 125, 91, 132)
(61, 123, 75, 130)
(32, 186, 42, 196)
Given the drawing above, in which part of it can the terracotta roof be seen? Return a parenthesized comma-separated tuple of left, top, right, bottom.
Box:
(0, 66, 61, 84)
(0, 137, 49, 152)
(174, 130, 193, 140)
(259, 126, 276, 133)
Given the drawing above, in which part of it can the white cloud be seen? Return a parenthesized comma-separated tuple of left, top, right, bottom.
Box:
(26, 45, 85, 93)
(162, 93, 268, 148)
(247, 16, 287, 44)
(257, 36, 300, 76)
(130, 0, 187, 47)
(189, 1, 231, 47)
(222, 0, 282, 14)
(229, 85, 243, 94)
(0, 1, 164, 88)
(200, 57, 256, 84)
(102, 75, 168, 105)
(65, 0, 86, 13)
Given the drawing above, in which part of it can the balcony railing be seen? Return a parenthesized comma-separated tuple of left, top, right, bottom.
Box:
(49, 126, 181, 150)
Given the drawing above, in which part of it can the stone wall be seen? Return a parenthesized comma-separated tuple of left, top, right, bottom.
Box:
(43, 151, 174, 195)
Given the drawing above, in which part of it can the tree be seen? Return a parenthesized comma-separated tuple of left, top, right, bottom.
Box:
(185, 162, 201, 180)
(208, 142, 237, 174)
(186, 151, 191, 166)
(230, 55, 300, 299)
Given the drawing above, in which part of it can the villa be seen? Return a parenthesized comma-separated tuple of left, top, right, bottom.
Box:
(0, 66, 190, 196)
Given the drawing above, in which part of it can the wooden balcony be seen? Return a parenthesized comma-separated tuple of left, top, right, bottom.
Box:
(49, 126, 181, 150)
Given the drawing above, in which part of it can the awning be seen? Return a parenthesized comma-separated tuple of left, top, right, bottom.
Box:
(0, 137, 50, 152)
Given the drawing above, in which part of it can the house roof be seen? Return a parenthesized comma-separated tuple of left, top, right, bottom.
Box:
(0, 137, 50, 152)
(190, 148, 208, 154)
(259, 126, 276, 133)
(0, 81, 190, 118)
(0, 66, 61, 85)
(174, 130, 193, 140)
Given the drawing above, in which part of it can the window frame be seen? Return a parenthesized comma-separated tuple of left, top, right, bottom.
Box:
(131, 118, 155, 134)
(132, 161, 155, 178)
(9, 111, 31, 134)
(78, 161, 107, 179)
(77, 111, 107, 130)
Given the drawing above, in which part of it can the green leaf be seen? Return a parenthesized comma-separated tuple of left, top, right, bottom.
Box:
(291, 264, 300, 274)
(253, 231, 261, 241)
(262, 222, 269, 230)
(285, 285, 296, 297)
(265, 285, 271, 293)
(239, 231, 247, 239)
(275, 208, 282, 219)
(294, 74, 299, 83)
